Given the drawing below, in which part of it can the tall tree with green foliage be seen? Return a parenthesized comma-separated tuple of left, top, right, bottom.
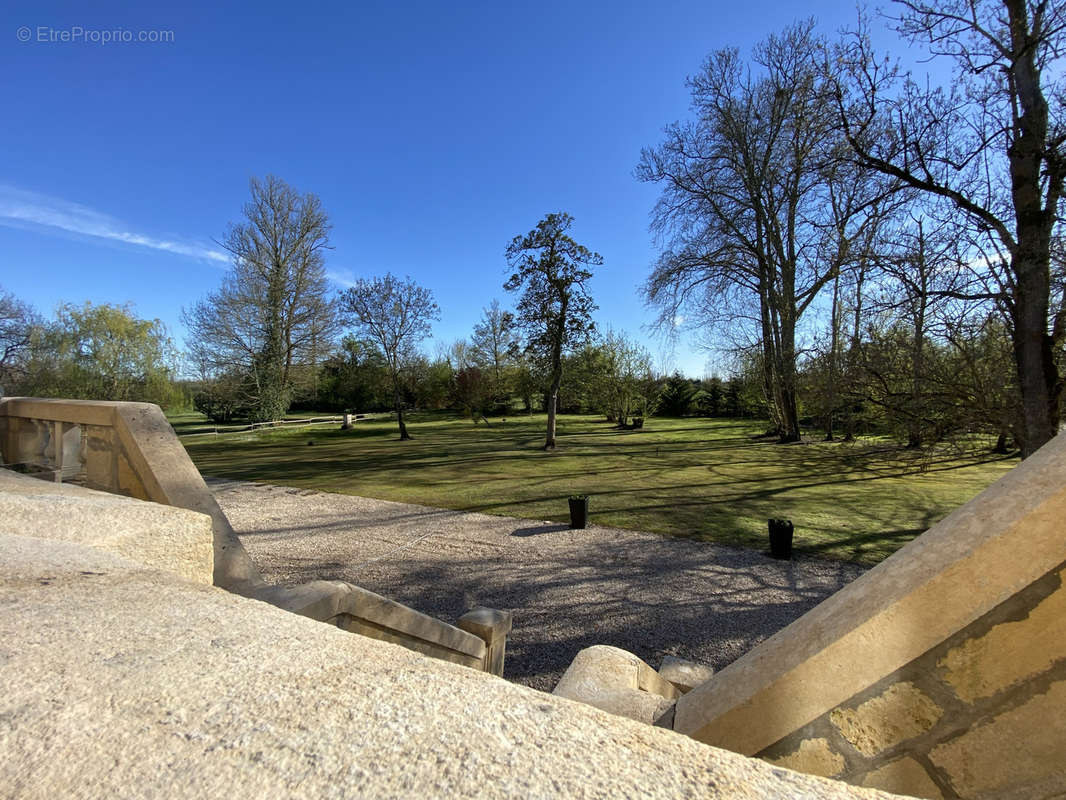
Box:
(341, 273, 439, 440)
(658, 373, 697, 417)
(22, 302, 180, 408)
(504, 212, 602, 449)
(314, 336, 391, 413)
(184, 175, 337, 422)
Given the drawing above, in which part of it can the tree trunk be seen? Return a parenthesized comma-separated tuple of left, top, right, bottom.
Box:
(393, 377, 410, 440)
(545, 370, 561, 449)
(1006, 0, 1060, 457)
(1012, 271, 1058, 456)
(778, 317, 801, 443)
(825, 275, 840, 441)
(842, 265, 866, 443)
(544, 289, 568, 450)
(759, 281, 784, 438)
(779, 386, 801, 443)
(908, 306, 926, 449)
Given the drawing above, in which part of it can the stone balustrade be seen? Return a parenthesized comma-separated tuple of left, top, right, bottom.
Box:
(0, 397, 511, 676)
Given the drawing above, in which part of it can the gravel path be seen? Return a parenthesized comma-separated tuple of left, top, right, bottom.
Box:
(211, 478, 866, 692)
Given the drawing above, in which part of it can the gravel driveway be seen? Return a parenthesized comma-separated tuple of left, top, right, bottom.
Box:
(211, 478, 866, 692)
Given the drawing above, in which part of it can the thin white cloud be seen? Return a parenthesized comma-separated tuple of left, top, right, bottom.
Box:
(0, 184, 229, 264)
(326, 268, 358, 288)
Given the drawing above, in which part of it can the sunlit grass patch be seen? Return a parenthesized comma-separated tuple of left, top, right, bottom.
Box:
(182, 413, 1016, 565)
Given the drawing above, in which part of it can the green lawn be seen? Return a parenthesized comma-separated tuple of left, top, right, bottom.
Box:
(181, 412, 1017, 565)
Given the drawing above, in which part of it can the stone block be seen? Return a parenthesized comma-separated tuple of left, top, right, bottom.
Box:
(938, 570, 1066, 703)
(0, 468, 213, 584)
(458, 607, 513, 676)
(111, 402, 262, 589)
(456, 606, 512, 643)
(659, 655, 714, 693)
(929, 679, 1066, 798)
(860, 757, 943, 799)
(830, 682, 942, 757)
(553, 645, 679, 725)
(765, 738, 846, 778)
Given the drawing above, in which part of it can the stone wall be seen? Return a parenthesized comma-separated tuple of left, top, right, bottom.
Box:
(759, 559, 1066, 798)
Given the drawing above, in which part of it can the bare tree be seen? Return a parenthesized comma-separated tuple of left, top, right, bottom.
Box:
(875, 216, 980, 446)
(471, 300, 516, 384)
(341, 274, 439, 440)
(470, 299, 517, 409)
(505, 212, 601, 450)
(184, 175, 337, 421)
(0, 287, 41, 390)
(639, 21, 889, 441)
(836, 0, 1066, 456)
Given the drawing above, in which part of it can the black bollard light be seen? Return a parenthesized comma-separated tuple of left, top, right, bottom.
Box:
(768, 518, 794, 560)
(568, 495, 589, 529)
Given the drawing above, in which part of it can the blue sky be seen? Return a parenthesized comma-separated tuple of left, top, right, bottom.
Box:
(3, 0, 896, 377)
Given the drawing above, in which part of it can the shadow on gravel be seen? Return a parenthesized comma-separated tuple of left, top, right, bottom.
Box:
(301, 542, 866, 693)
(512, 523, 571, 537)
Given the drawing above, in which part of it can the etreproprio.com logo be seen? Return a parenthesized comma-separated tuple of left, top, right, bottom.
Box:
(16, 25, 175, 44)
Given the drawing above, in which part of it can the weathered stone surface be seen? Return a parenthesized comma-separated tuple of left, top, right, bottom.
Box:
(0, 534, 899, 799)
(0, 398, 262, 589)
(457, 606, 513, 642)
(0, 469, 213, 584)
(938, 570, 1066, 703)
(111, 402, 261, 589)
(929, 679, 1066, 798)
(860, 758, 943, 799)
(673, 429, 1066, 756)
(659, 655, 715, 693)
(553, 645, 680, 725)
(765, 738, 846, 779)
(458, 607, 513, 676)
(251, 580, 487, 659)
(830, 683, 943, 757)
